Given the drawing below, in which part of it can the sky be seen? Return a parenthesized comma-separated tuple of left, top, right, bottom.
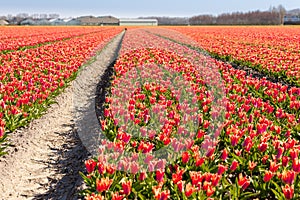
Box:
(0, 0, 300, 18)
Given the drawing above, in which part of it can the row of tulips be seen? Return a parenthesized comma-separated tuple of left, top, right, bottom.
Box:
(83, 28, 300, 199)
(121, 28, 299, 154)
(150, 28, 300, 198)
(147, 28, 300, 124)
(167, 26, 300, 87)
(0, 26, 118, 52)
(151, 28, 300, 199)
(0, 27, 123, 154)
(82, 28, 222, 199)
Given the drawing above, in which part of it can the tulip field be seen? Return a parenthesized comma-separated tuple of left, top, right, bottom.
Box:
(0, 26, 123, 155)
(170, 26, 300, 87)
(0, 26, 300, 199)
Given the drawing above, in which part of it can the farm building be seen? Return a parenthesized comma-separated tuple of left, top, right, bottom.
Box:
(77, 16, 102, 25)
(20, 18, 51, 26)
(77, 16, 119, 26)
(35, 19, 51, 25)
(65, 18, 81, 25)
(20, 18, 36, 25)
(49, 18, 81, 26)
(0, 19, 9, 26)
(284, 15, 300, 25)
(98, 16, 119, 26)
(119, 18, 158, 26)
(49, 18, 65, 25)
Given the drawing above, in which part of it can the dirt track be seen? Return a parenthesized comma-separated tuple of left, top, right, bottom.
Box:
(0, 32, 124, 200)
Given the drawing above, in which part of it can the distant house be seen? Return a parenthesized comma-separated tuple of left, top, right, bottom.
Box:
(49, 18, 80, 26)
(0, 19, 9, 26)
(284, 15, 300, 25)
(77, 16, 102, 25)
(36, 19, 51, 25)
(20, 18, 36, 25)
(119, 18, 158, 26)
(77, 16, 119, 26)
(64, 18, 81, 25)
(8, 17, 23, 25)
(284, 15, 300, 22)
(97, 16, 119, 26)
(49, 18, 65, 25)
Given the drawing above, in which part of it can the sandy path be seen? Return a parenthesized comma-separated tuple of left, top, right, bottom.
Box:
(0, 32, 124, 200)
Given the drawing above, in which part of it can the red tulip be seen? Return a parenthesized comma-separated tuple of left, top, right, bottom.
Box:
(0, 126, 4, 138)
(281, 170, 295, 185)
(282, 156, 290, 167)
(97, 162, 106, 174)
(217, 164, 227, 175)
(289, 149, 299, 160)
(182, 151, 190, 164)
(156, 169, 165, 182)
(230, 160, 239, 171)
(154, 189, 170, 200)
(185, 182, 196, 197)
(106, 165, 116, 175)
(276, 147, 284, 159)
(238, 173, 250, 190)
(85, 193, 104, 200)
(85, 159, 97, 174)
(176, 180, 185, 192)
(172, 169, 185, 184)
(121, 180, 132, 195)
(248, 161, 257, 171)
(263, 170, 273, 182)
(291, 153, 300, 169)
(258, 142, 268, 152)
(189, 171, 203, 187)
(257, 123, 268, 134)
(220, 148, 229, 160)
(195, 156, 205, 167)
(230, 134, 240, 146)
(270, 161, 280, 173)
(112, 192, 124, 200)
(262, 155, 269, 164)
(206, 185, 215, 197)
(211, 173, 221, 186)
(96, 177, 113, 193)
(197, 129, 205, 139)
(282, 184, 294, 200)
(139, 172, 147, 181)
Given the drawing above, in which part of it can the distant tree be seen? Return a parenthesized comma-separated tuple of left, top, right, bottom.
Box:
(17, 13, 29, 18)
(190, 10, 281, 25)
(277, 4, 286, 25)
(189, 14, 215, 25)
(49, 14, 60, 19)
(31, 14, 40, 19)
(7, 14, 13, 20)
(269, 6, 277, 13)
(139, 16, 189, 25)
(39, 14, 48, 19)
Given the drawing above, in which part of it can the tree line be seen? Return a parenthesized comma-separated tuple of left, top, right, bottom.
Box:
(141, 5, 290, 25)
(190, 10, 281, 25)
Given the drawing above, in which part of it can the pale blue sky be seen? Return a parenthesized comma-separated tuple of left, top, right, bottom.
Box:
(0, 0, 299, 18)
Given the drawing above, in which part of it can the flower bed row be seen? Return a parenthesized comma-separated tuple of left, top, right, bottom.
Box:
(83, 28, 300, 199)
(0, 27, 123, 154)
(0, 26, 118, 52)
(168, 26, 300, 87)
(147, 28, 300, 123)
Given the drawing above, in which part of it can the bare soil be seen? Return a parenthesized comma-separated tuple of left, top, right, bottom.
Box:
(0, 32, 124, 200)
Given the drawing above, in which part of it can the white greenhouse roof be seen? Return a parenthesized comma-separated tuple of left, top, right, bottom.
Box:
(119, 18, 158, 22)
